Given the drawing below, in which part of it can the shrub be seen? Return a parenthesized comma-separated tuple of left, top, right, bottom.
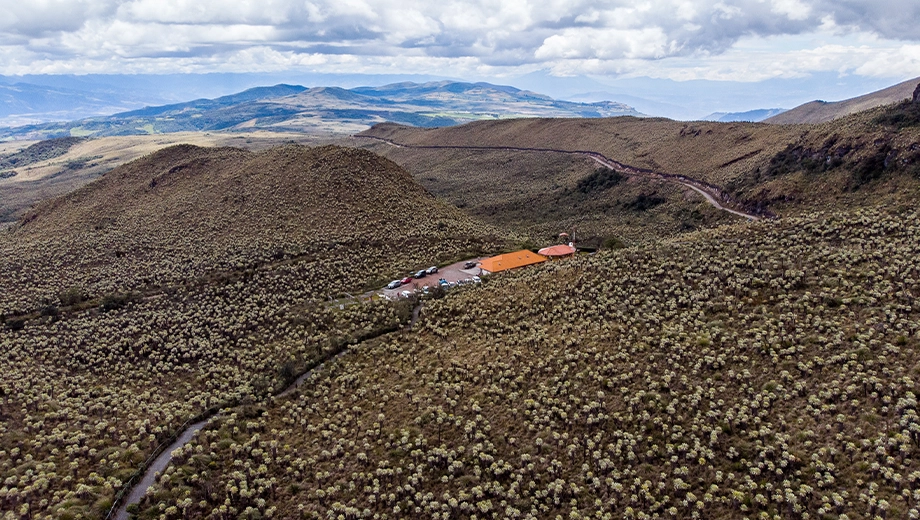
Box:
(58, 286, 86, 306)
(577, 167, 625, 193)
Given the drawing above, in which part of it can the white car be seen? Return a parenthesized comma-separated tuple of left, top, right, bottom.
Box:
(386, 280, 402, 290)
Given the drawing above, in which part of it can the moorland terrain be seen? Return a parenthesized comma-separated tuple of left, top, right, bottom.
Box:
(352, 97, 920, 244)
(1, 79, 919, 520)
(766, 76, 920, 125)
(0, 132, 328, 223)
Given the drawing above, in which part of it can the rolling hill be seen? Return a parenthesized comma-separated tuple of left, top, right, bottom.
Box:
(4, 76, 920, 520)
(765, 76, 920, 124)
(357, 101, 920, 221)
(0, 81, 640, 140)
(703, 108, 786, 122)
(0, 143, 511, 518)
(2, 143, 506, 314)
(0, 131, 332, 224)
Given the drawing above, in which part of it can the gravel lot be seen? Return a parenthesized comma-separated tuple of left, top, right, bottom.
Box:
(378, 257, 485, 298)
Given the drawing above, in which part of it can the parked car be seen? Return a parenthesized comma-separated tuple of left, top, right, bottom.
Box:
(472, 275, 482, 283)
(426, 266, 438, 275)
(438, 278, 449, 286)
(400, 290, 412, 298)
(386, 280, 402, 289)
(400, 277, 413, 285)
(463, 261, 477, 269)
(414, 269, 427, 278)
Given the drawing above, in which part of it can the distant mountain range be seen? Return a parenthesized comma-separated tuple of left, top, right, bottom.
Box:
(0, 80, 154, 126)
(701, 108, 787, 123)
(765, 76, 920, 124)
(0, 81, 641, 139)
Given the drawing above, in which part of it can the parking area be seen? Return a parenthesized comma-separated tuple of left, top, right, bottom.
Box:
(378, 257, 486, 299)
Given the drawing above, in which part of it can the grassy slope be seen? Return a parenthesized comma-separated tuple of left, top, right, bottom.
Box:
(360, 118, 801, 188)
(360, 108, 920, 216)
(766, 76, 919, 125)
(0, 144, 510, 518)
(0, 132, 332, 223)
(138, 206, 920, 520)
(352, 142, 734, 246)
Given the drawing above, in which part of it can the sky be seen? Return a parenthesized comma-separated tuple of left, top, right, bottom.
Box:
(2, 0, 920, 116)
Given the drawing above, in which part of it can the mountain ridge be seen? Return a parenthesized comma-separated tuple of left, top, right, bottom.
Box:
(0, 81, 641, 140)
(765, 75, 920, 124)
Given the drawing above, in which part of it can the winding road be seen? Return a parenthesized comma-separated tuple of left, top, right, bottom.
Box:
(357, 135, 763, 221)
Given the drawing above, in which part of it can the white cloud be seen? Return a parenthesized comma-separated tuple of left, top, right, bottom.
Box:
(0, 0, 918, 82)
(771, 0, 812, 21)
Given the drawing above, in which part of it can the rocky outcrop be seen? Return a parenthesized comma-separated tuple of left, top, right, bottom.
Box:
(914, 83, 920, 103)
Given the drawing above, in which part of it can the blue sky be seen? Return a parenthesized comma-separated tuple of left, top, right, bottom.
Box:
(2, 1, 919, 117)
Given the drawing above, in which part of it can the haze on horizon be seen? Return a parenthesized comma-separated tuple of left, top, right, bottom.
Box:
(2, 0, 920, 118)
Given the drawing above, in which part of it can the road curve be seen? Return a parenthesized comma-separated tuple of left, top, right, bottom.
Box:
(357, 135, 763, 221)
(113, 419, 211, 520)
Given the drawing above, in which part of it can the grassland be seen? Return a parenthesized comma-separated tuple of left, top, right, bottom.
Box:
(348, 143, 734, 246)
(133, 205, 920, 520)
(3, 95, 920, 520)
(0, 132, 335, 223)
(360, 104, 920, 213)
(0, 144, 510, 518)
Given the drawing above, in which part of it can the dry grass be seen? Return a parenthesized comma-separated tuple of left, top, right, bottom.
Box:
(360, 110, 920, 217)
(351, 142, 735, 246)
(0, 132, 339, 223)
(766, 76, 919, 124)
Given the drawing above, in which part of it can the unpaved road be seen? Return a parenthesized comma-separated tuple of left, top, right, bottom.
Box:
(585, 154, 758, 220)
(358, 135, 763, 221)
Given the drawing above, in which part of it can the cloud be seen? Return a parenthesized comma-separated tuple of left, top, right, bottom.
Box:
(0, 0, 918, 80)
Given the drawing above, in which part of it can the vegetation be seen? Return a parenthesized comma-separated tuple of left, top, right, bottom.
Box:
(354, 143, 733, 248)
(0, 144, 509, 518)
(0, 137, 84, 171)
(576, 167, 625, 194)
(3, 89, 920, 520)
(135, 206, 920, 520)
(0, 132, 328, 225)
(359, 112, 920, 216)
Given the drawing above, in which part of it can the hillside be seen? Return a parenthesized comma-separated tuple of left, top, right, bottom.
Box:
(2, 143, 505, 315)
(0, 143, 511, 518)
(0, 131, 333, 224)
(0, 81, 641, 140)
(358, 108, 920, 220)
(766, 76, 920, 125)
(4, 84, 920, 520)
(134, 205, 920, 520)
(348, 139, 737, 246)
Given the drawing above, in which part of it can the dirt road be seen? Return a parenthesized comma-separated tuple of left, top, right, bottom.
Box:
(358, 135, 763, 221)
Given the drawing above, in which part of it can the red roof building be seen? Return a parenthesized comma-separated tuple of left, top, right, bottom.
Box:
(479, 250, 547, 273)
(538, 244, 577, 258)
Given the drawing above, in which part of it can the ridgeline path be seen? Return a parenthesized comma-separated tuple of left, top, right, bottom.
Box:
(356, 135, 764, 221)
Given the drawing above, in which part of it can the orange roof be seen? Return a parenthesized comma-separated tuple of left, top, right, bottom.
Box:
(538, 244, 577, 257)
(479, 250, 547, 273)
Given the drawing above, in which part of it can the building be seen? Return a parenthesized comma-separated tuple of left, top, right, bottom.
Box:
(537, 244, 577, 259)
(479, 250, 547, 273)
